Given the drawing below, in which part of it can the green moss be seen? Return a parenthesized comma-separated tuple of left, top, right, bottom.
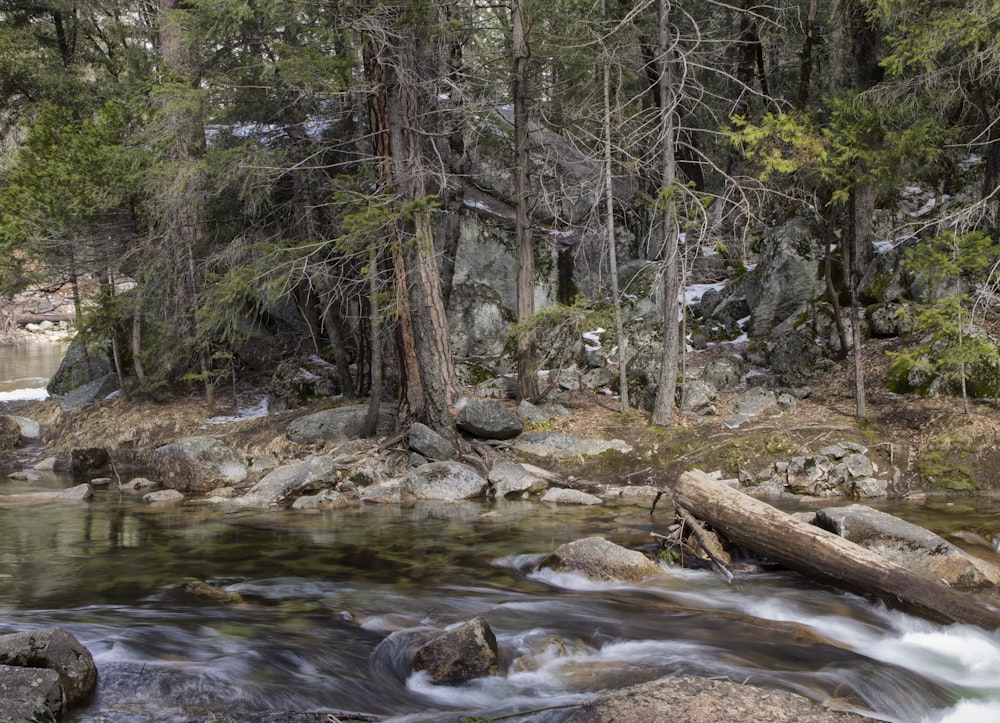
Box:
(919, 432, 983, 492)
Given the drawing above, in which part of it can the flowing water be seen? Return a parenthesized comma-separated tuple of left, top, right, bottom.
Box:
(2, 344, 1000, 723)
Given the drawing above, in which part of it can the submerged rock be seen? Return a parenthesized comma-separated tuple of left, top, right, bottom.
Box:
(565, 674, 868, 722)
(538, 537, 663, 582)
(412, 616, 499, 685)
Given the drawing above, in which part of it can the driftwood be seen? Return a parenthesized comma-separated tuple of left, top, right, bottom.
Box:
(671, 469, 1000, 629)
(15, 313, 73, 326)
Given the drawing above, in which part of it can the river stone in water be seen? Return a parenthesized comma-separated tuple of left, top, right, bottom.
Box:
(814, 504, 1000, 590)
(404, 461, 487, 500)
(455, 399, 523, 440)
(0, 665, 65, 722)
(0, 627, 97, 704)
(540, 488, 603, 505)
(564, 674, 868, 723)
(154, 436, 248, 494)
(488, 460, 548, 499)
(412, 616, 499, 685)
(538, 537, 663, 582)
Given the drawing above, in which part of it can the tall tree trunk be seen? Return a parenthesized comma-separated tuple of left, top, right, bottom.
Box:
(796, 0, 819, 110)
(650, 0, 681, 426)
(512, 0, 539, 401)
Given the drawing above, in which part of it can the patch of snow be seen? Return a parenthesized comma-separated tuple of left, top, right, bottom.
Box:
(0, 387, 48, 402)
(682, 282, 727, 306)
(582, 328, 605, 352)
(206, 398, 269, 426)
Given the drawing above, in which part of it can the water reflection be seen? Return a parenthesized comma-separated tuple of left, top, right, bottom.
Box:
(1, 484, 999, 722)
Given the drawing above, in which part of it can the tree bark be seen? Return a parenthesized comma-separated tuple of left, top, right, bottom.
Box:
(512, 0, 538, 401)
(650, 0, 681, 426)
(671, 469, 1000, 629)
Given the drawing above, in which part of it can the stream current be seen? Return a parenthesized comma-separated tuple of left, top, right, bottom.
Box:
(2, 343, 1000, 723)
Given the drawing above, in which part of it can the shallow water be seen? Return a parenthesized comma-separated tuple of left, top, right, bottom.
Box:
(2, 479, 1000, 723)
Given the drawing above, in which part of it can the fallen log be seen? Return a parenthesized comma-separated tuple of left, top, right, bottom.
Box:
(671, 469, 1000, 629)
(15, 313, 73, 326)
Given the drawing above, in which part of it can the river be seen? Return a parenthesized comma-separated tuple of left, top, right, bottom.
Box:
(2, 343, 1000, 723)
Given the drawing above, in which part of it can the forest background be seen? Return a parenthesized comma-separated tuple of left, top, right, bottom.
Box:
(1, 0, 998, 436)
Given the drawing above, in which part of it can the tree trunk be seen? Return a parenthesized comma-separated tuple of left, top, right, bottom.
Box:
(650, 0, 681, 426)
(512, 0, 538, 401)
(671, 470, 1000, 629)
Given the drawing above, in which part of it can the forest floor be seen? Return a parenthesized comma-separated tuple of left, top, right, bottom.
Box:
(11, 330, 1000, 498)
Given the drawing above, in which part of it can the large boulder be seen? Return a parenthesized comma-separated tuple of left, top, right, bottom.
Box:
(285, 404, 392, 445)
(45, 336, 112, 396)
(0, 665, 66, 722)
(237, 456, 337, 507)
(537, 537, 663, 582)
(56, 373, 119, 411)
(456, 398, 523, 440)
(565, 674, 867, 723)
(411, 617, 499, 685)
(153, 437, 248, 495)
(488, 459, 549, 499)
(0, 627, 97, 704)
(403, 461, 487, 500)
(814, 504, 1000, 590)
(408, 422, 454, 461)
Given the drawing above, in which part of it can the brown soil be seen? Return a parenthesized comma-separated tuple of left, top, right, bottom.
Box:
(13, 335, 1000, 496)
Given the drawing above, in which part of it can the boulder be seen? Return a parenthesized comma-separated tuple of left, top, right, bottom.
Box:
(360, 481, 412, 504)
(456, 399, 523, 440)
(285, 404, 392, 445)
(56, 373, 119, 411)
(0, 627, 97, 704)
(403, 461, 487, 500)
(565, 674, 867, 723)
(448, 282, 510, 358)
(488, 460, 549, 499)
(514, 432, 632, 458)
(238, 456, 337, 507)
(537, 537, 663, 582)
(408, 422, 454, 461)
(0, 665, 65, 722)
(516, 400, 551, 425)
(581, 367, 615, 390)
(814, 504, 1000, 591)
(55, 483, 93, 501)
(46, 336, 112, 396)
(291, 489, 352, 510)
(867, 302, 912, 337)
(540, 488, 603, 505)
(153, 437, 248, 495)
(677, 379, 717, 411)
(411, 617, 499, 685)
(701, 357, 744, 391)
(143, 489, 185, 504)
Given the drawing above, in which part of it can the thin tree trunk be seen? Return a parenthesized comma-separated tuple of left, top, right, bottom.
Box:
(651, 0, 681, 426)
(363, 244, 383, 437)
(796, 0, 819, 110)
(602, 40, 629, 414)
(512, 0, 538, 401)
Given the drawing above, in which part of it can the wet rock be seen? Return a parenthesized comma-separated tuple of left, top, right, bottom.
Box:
(70, 447, 110, 479)
(291, 489, 352, 509)
(815, 504, 1000, 590)
(238, 456, 337, 507)
(565, 674, 867, 723)
(412, 617, 499, 685)
(0, 627, 97, 704)
(540, 488, 604, 505)
(538, 537, 663, 582)
(488, 460, 548, 499)
(403, 461, 487, 500)
(154, 436, 248, 495)
(121, 477, 158, 493)
(143, 489, 184, 504)
(456, 399, 523, 440)
(0, 665, 65, 722)
(284, 403, 393, 445)
(55, 483, 93, 501)
(181, 580, 245, 605)
(513, 432, 632, 458)
(408, 422, 454, 461)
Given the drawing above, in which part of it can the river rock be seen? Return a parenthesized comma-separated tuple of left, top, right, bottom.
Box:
(537, 537, 663, 582)
(455, 399, 523, 440)
(488, 459, 548, 499)
(285, 403, 392, 445)
(513, 432, 632, 458)
(403, 461, 487, 500)
(0, 627, 97, 704)
(154, 436, 248, 494)
(291, 489, 352, 509)
(411, 617, 499, 685)
(143, 489, 185, 504)
(56, 373, 119, 411)
(540, 488, 604, 505)
(408, 422, 454, 461)
(55, 483, 93, 501)
(814, 504, 1000, 590)
(238, 456, 337, 507)
(564, 674, 868, 722)
(0, 665, 66, 722)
